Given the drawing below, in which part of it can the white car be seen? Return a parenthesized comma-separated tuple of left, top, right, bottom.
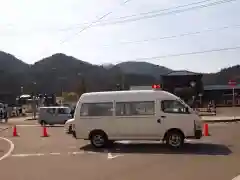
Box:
(64, 118, 74, 134)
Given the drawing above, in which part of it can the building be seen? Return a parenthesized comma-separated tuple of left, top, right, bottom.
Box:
(203, 85, 240, 107)
(130, 71, 240, 107)
(161, 71, 203, 104)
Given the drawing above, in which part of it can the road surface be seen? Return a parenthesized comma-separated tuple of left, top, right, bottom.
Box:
(0, 122, 240, 180)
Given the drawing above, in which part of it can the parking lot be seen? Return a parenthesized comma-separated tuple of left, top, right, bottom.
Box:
(0, 122, 240, 180)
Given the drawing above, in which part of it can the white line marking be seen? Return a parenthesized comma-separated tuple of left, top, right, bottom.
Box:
(232, 175, 240, 180)
(71, 151, 84, 155)
(117, 140, 131, 144)
(11, 153, 44, 157)
(16, 125, 39, 127)
(0, 137, 15, 161)
(86, 151, 97, 154)
(49, 152, 61, 155)
(107, 152, 123, 159)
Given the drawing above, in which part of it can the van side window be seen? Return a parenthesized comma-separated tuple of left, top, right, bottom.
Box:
(80, 103, 113, 116)
(47, 108, 55, 114)
(58, 108, 70, 114)
(161, 100, 187, 114)
(116, 101, 155, 116)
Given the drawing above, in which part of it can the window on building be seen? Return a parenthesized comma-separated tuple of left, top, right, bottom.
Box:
(116, 101, 155, 116)
(80, 103, 113, 116)
(161, 100, 188, 114)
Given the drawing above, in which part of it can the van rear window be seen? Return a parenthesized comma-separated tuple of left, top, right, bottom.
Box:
(80, 103, 113, 116)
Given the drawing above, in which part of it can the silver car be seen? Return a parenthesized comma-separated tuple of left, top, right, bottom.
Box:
(38, 106, 72, 125)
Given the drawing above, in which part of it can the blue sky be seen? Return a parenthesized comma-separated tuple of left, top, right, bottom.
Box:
(0, 0, 239, 73)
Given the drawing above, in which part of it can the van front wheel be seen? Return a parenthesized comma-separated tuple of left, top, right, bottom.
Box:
(166, 131, 184, 149)
(90, 131, 108, 148)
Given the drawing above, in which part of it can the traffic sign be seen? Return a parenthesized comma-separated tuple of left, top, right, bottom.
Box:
(228, 80, 237, 87)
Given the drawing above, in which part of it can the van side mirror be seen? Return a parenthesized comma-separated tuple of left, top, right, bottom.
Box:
(185, 107, 189, 113)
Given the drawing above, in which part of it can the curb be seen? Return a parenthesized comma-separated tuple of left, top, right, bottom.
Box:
(202, 119, 240, 123)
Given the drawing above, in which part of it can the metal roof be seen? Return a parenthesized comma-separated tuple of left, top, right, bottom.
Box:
(163, 71, 201, 76)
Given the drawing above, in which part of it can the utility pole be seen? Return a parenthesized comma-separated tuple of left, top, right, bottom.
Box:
(233, 87, 235, 107)
(228, 80, 236, 107)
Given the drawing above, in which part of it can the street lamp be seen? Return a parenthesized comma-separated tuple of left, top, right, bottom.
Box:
(199, 93, 203, 106)
(20, 86, 23, 95)
(190, 81, 196, 87)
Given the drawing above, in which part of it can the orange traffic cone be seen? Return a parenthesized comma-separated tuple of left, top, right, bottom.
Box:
(203, 123, 209, 136)
(42, 126, 49, 137)
(13, 125, 18, 137)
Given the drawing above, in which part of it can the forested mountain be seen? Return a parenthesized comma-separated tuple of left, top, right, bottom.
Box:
(0, 51, 239, 96)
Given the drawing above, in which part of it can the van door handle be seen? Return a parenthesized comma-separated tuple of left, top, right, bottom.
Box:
(161, 116, 166, 118)
(157, 119, 161, 123)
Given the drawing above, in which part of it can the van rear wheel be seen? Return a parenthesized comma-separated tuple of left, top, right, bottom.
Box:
(90, 131, 108, 148)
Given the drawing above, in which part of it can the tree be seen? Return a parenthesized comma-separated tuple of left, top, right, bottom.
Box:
(62, 92, 79, 102)
(76, 78, 87, 97)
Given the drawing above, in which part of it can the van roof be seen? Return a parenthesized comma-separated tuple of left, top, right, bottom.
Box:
(79, 90, 179, 103)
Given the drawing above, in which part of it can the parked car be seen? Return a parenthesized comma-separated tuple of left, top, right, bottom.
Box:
(38, 106, 72, 125)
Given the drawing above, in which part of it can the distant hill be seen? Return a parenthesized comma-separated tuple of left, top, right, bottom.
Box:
(203, 65, 240, 85)
(116, 61, 172, 79)
(0, 50, 239, 100)
(0, 51, 29, 73)
(0, 51, 30, 94)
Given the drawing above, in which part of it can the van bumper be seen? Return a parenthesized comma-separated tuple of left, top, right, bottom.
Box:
(187, 130, 202, 139)
(195, 130, 202, 139)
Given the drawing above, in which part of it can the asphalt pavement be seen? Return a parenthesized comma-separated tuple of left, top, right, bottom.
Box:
(0, 122, 240, 180)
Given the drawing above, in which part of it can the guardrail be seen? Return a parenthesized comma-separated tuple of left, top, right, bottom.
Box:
(195, 108, 216, 116)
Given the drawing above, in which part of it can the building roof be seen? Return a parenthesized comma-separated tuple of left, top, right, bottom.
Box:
(163, 71, 202, 76)
(204, 85, 240, 90)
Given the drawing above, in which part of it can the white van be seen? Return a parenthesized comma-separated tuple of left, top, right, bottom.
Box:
(72, 90, 202, 149)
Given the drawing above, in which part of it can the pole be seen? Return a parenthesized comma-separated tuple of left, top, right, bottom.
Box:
(233, 87, 235, 107)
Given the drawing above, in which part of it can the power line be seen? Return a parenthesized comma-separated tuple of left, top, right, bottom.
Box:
(101, 24, 240, 47)
(103, 0, 215, 21)
(57, 0, 237, 31)
(38, 0, 133, 58)
(60, 0, 133, 44)
(1, 0, 235, 34)
(94, 0, 237, 27)
(121, 46, 240, 62)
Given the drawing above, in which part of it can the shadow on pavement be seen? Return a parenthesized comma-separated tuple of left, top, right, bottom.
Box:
(80, 142, 232, 156)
